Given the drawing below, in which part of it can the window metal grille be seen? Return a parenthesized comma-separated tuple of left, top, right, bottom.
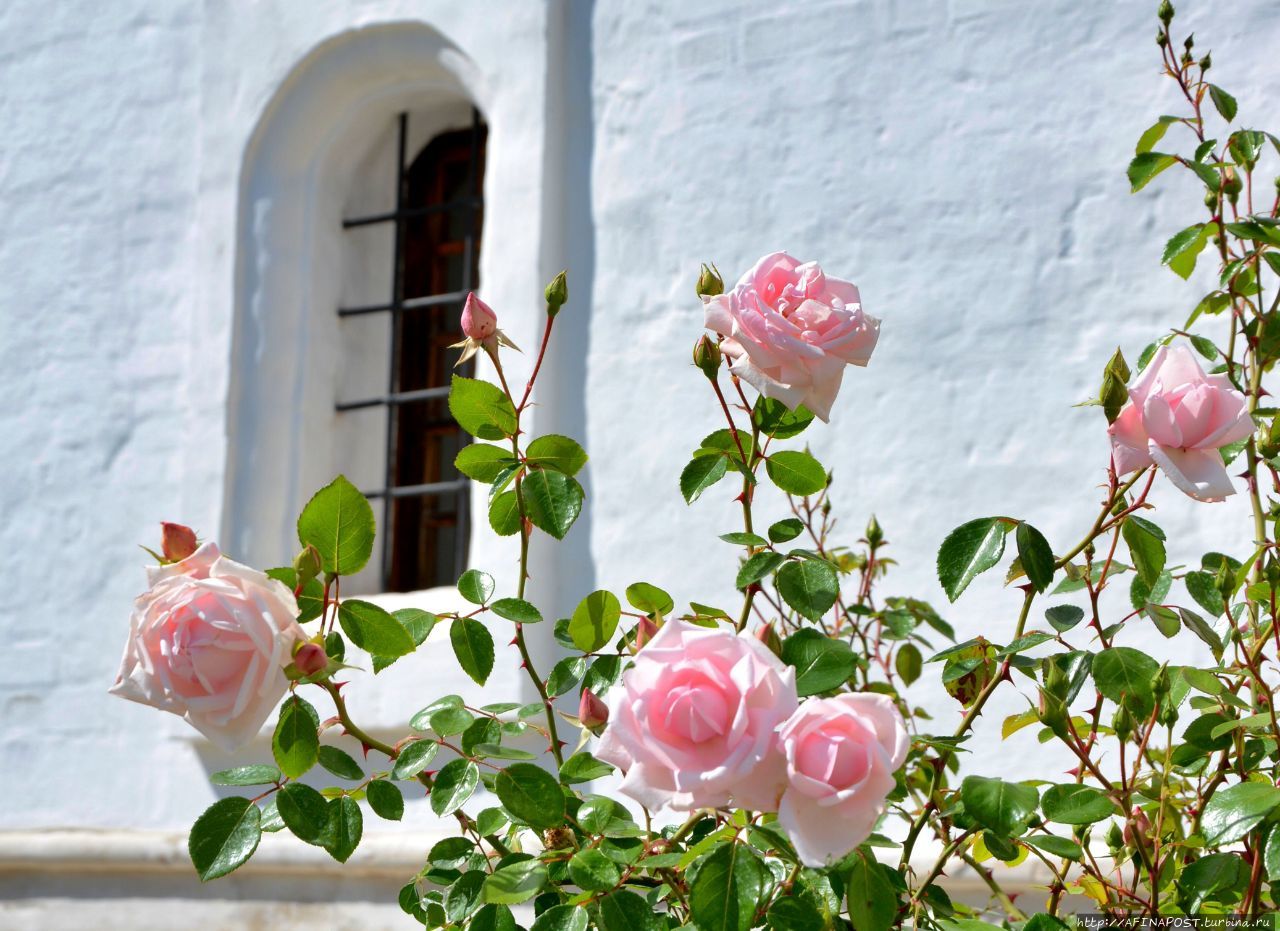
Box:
(336, 109, 487, 592)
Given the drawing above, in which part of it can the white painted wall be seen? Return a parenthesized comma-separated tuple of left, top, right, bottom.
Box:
(2, 0, 1279, 924)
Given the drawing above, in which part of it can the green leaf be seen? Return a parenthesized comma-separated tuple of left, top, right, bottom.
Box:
(846, 848, 898, 931)
(391, 739, 439, 780)
(451, 618, 495, 685)
(1136, 116, 1178, 154)
(489, 491, 521, 536)
(1209, 84, 1238, 122)
(444, 870, 487, 923)
(1128, 152, 1176, 192)
(1045, 605, 1084, 632)
(522, 468, 585, 540)
(533, 904, 590, 931)
(210, 765, 281, 787)
(960, 775, 1038, 837)
(324, 795, 362, 863)
(560, 752, 615, 785)
(1265, 826, 1280, 880)
(366, 779, 404, 821)
(1015, 522, 1055, 592)
(768, 518, 805, 543)
(783, 629, 856, 696)
(481, 859, 547, 905)
(767, 897, 825, 931)
(689, 842, 765, 931)
(1041, 784, 1116, 825)
(681, 454, 729, 503)
(569, 847, 622, 892)
(1163, 223, 1215, 280)
(449, 375, 517, 440)
(1122, 518, 1166, 588)
(1200, 782, 1280, 845)
(272, 696, 319, 779)
(495, 763, 565, 830)
(265, 567, 324, 622)
(937, 517, 1012, 602)
(458, 569, 495, 605)
(896, 643, 923, 686)
(568, 590, 621, 653)
(754, 397, 815, 439)
(1186, 570, 1226, 616)
(431, 759, 480, 816)
(455, 444, 517, 482)
(471, 904, 518, 931)
(526, 434, 588, 476)
(317, 745, 363, 780)
(1180, 853, 1247, 911)
(296, 475, 376, 576)
(1092, 646, 1159, 717)
(490, 597, 543, 624)
(188, 797, 261, 881)
(735, 550, 785, 590)
(720, 531, 769, 546)
(777, 558, 840, 620)
(547, 656, 587, 697)
(277, 782, 331, 845)
(597, 890, 664, 931)
(1024, 834, 1084, 860)
(338, 599, 416, 658)
(625, 582, 674, 615)
(765, 450, 827, 496)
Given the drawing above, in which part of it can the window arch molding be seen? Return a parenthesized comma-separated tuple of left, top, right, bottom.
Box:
(224, 22, 541, 598)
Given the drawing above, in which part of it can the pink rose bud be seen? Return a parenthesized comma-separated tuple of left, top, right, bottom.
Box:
(294, 642, 329, 677)
(460, 292, 498, 341)
(578, 688, 609, 734)
(160, 522, 199, 562)
(754, 623, 782, 657)
(633, 616, 659, 652)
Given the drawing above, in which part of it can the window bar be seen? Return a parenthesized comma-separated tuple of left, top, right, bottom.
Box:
(338, 290, 469, 319)
(455, 107, 483, 582)
(342, 196, 482, 229)
(380, 111, 410, 590)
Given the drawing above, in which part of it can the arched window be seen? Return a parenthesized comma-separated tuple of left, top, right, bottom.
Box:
(336, 110, 487, 592)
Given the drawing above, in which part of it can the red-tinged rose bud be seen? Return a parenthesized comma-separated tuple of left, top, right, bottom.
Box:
(160, 522, 199, 562)
(294, 642, 328, 676)
(692, 334, 722, 380)
(634, 616, 659, 652)
(1123, 805, 1152, 847)
(579, 688, 609, 734)
(754, 623, 782, 658)
(461, 292, 498, 341)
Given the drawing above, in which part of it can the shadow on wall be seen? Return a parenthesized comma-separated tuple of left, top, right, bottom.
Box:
(530, 0, 598, 631)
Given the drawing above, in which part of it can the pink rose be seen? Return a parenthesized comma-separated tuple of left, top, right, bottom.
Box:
(703, 252, 879, 421)
(1109, 344, 1253, 502)
(460, 292, 498, 341)
(776, 693, 908, 867)
(109, 542, 306, 751)
(595, 620, 798, 812)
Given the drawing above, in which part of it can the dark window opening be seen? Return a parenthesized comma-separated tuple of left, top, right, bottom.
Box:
(336, 110, 487, 592)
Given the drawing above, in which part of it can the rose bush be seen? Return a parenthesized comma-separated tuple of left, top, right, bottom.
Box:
(110, 5, 1280, 927)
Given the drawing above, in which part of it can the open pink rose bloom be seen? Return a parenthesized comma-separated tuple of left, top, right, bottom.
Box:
(1108, 344, 1253, 502)
(109, 542, 305, 751)
(595, 620, 798, 812)
(703, 252, 879, 421)
(776, 693, 909, 867)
